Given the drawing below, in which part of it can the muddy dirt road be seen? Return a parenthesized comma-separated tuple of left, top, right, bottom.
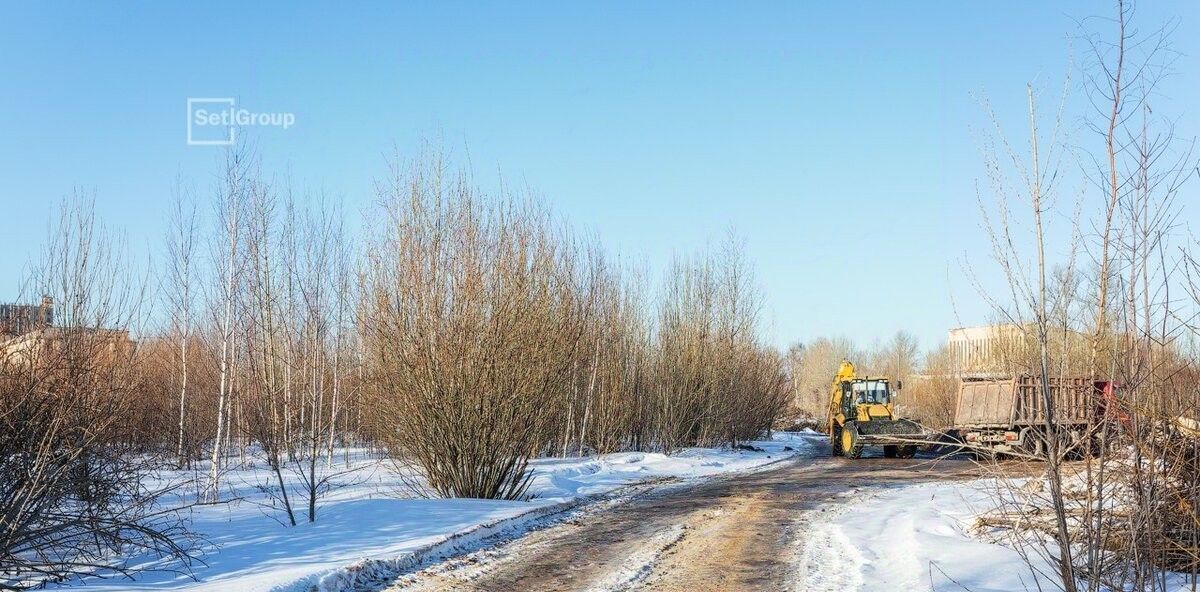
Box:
(390, 445, 999, 592)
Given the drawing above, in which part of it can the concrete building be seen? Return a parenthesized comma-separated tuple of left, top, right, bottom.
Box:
(946, 324, 1026, 375)
(0, 296, 53, 338)
(0, 296, 132, 368)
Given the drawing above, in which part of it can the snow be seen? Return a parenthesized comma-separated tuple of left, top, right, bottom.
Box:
(74, 433, 1198, 592)
(802, 478, 1199, 592)
(584, 523, 687, 592)
(62, 433, 818, 592)
(800, 481, 1035, 592)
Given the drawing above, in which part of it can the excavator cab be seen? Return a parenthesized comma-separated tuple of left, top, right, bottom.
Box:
(844, 379, 891, 408)
(837, 378, 896, 426)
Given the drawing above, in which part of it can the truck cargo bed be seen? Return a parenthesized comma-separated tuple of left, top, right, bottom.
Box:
(955, 375, 1093, 428)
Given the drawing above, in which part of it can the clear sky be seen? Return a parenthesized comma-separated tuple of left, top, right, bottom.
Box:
(1, 2, 1197, 350)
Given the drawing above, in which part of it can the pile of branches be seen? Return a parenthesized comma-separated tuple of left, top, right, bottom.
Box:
(974, 413, 1200, 589)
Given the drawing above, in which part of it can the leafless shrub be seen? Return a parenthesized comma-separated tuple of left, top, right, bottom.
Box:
(227, 164, 362, 524)
(362, 154, 590, 500)
(650, 236, 790, 452)
(905, 344, 959, 429)
(785, 337, 860, 419)
(360, 153, 789, 499)
(562, 255, 650, 455)
(0, 197, 196, 589)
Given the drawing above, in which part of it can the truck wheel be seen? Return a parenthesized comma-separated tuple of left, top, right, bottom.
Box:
(1094, 423, 1116, 456)
(1018, 432, 1045, 459)
(843, 425, 864, 459)
(897, 445, 917, 459)
(884, 445, 898, 458)
(831, 426, 844, 456)
(1031, 432, 1046, 459)
(1062, 431, 1083, 460)
(1074, 430, 1088, 460)
(941, 431, 968, 457)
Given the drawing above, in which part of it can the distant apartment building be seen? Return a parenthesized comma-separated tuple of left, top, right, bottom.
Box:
(947, 324, 1026, 375)
(948, 323, 1094, 376)
(0, 296, 132, 366)
(0, 295, 54, 338)
(1, 326, 133, 365)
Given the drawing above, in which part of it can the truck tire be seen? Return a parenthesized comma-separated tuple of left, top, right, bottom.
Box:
(897, 445, 917, 459)
(1094, 423, 1117, 457)
(940, 430, 968, 457)
(1062, 430, 1083, 460)
(843, 424, 864, 459)
(1019, 430, 1045, 459)
(1070, 432, 1089, 458)
(831, 426, 844, 456)
(1031, 433, 1046, 459)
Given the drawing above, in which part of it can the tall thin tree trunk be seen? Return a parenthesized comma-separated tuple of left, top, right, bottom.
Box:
(209, 173, 240, 501)
(1089, 0, 1126, 380)
(1029, 85, 1078, 592)
(176, 316, 188, 465)
(579, 340, 600, 456)
(327, 342, 340, 468)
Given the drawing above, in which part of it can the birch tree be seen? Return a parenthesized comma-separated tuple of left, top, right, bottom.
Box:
(207, 148, 249, 502)
(166, 181, 199, 467)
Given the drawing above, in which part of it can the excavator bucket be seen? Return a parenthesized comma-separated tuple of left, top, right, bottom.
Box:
(851, 418, 932, 446)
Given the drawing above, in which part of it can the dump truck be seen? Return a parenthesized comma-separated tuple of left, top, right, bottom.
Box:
(950, 375, 1117, 457)
(827, 360, 933, 459)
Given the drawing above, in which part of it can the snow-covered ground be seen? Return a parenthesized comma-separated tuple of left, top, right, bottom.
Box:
(802, 478, 1198, 592)
(798, 480, 1032, 592)
(72, 434, 1196, 592)
(65, 433, 817, 592)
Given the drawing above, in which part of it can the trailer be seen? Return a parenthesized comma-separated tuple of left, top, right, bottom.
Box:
(951, 375, 1106, 457)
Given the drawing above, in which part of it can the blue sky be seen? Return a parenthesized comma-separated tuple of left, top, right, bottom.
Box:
(1, 2, 1197, 349)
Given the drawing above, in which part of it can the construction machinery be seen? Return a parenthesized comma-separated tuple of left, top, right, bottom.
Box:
(827, 360, 931, 459)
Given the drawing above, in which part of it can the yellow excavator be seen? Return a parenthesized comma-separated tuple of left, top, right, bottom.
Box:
(827, 360, 929, 459)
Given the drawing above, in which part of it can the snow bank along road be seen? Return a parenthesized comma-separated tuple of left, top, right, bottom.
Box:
(390, 448, 991, 591)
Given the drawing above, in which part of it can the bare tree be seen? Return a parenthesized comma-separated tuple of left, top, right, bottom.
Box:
(787, 336, 859, 419)
(165, 181, 199, 467)
(207, 148, 250, 502)
(651, 235, 789, 451)
(971, 4, 1199, 591)
(1027, 83, 1080, 592)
